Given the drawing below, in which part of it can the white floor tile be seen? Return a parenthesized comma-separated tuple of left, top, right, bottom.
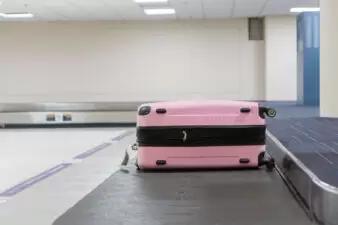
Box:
(0, 130, 136, 225)
(0, 128, 126, 193)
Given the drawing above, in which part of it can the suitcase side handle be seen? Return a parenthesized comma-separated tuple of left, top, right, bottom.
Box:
(240, 107, 251, 113)
(156, 108, 167, 114)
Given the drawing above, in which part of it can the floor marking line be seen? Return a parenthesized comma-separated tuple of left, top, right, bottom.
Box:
(0, 163, 72, 197)
(111, 130, 134, 142)
(73, 143, 112, 160)
(73, 130, 134, 160)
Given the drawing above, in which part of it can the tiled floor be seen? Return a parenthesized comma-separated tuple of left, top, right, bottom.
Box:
(0, 128, 126, 193)
(0, 127, 136, 225)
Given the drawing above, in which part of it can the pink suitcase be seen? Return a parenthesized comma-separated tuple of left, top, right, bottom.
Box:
(135, 100, 276, 171)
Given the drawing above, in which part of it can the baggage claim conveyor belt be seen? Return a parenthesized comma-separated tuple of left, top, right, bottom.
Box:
(52, 133, 316, 225)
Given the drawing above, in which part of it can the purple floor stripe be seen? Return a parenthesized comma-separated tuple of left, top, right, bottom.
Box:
(73, 142, 112, 160)
(73, 131, 134, 160)
(111, 130, 134, 141)
(0, 163, 72, 197)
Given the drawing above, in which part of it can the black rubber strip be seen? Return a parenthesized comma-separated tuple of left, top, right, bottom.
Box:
(137, 125, 266, 147)
(52, 160, 313, 225)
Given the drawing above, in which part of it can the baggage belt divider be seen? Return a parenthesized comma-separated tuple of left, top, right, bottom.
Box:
(136, 125, 266, 147)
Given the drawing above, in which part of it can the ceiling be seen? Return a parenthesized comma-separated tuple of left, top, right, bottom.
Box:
(0, 0, 319, 21)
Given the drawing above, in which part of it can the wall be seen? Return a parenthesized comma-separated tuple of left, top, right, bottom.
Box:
(264, 16, 297, 101)
(0, 17, 297, 103)
(0, 20, 265, 103)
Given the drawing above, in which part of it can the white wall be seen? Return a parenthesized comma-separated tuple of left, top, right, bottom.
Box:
(264, 16, 297, 101)
(0, 17, 296, 103)
(0, 20, 265, 103)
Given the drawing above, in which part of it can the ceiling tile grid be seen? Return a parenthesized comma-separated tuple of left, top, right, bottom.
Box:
(0, 0, 320, 21)
(232, 0, 268, 17)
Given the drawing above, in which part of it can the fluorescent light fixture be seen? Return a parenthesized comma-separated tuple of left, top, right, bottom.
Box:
(134, 0, 168, 3)
(144, 8, 175, 15)
(0, 13, 34, 18)
(290, 7, 320, 13)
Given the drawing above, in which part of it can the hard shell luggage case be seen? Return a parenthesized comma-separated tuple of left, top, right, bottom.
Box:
(135, 100, 276, 170)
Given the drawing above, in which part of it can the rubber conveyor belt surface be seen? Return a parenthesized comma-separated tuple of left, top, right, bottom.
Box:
(53, 159, 314, 225)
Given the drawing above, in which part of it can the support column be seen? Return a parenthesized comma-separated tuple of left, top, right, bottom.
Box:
(320, 0, 338, 117)
(297, 12, 320, 106)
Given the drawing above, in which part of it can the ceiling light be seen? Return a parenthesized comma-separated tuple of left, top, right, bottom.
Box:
(0, 13, 34, 18)
(134, 0, 168, 3)
(144, 8, 175, 15)
(290, 7, 320, 13)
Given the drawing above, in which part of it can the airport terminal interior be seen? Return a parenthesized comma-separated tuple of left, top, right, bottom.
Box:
(2, 0, 338, 224)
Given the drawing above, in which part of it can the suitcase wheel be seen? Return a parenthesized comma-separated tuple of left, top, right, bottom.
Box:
(138, 106, 151, 116)
(265, 158, 275, 172)
(266, 108, 277, 118)
(258, 152, 265, 167)
(131, 143, 138, 151)
(258, 152, 275, 172)
(135, 160, 140, 170)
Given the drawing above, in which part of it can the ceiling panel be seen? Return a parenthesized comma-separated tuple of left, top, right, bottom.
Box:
(116, 6, 148, 20)
(104, 0, 138, 7)
(261, 0, 295, 16)
(295, 0, 319, 6)
(0, 0, 319, 21)
(68, 0, 108, 7)
(203, 0, 233, 19)
(261, 0, 319, 16)
(174, 0, 204, 19)
(232, 0, 268, 17)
